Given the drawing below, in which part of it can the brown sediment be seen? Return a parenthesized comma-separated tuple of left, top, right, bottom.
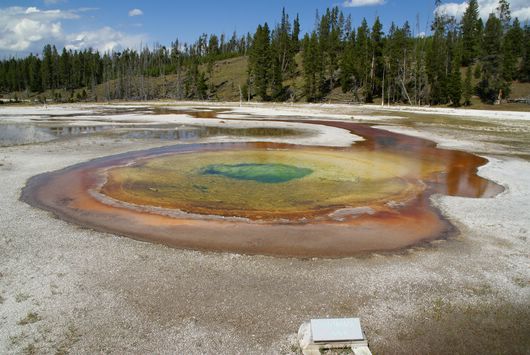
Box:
(20, 120, 503, 258)
(152, 107, 229, 118)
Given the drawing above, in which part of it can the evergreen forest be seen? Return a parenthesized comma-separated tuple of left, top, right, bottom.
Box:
(1, 0, 530, 106)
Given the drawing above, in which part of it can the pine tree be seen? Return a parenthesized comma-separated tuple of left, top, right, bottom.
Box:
(276, 8, 294, 76)
(448, 55, 462, 106)
(477, 13, 510, 103)
(326, 7, 343, 91)
(384, 22, 413, 104)
(184, 58, 208, 100)
(426, 12, 449, 105)
(340, 29, 357, 97)
(27, 54, 42, 93)
(41, 44, 53, 90)
(461, 0, 480, 66)
(51, 45, 59, 90)
(270, 47, 284, 100)
(520, 25, 530, 82)
(59, 48, 71, 90)
(269, 8, 298, 99)
(508, 18, 524, 55)
(504, 18, 524, 80)
(196, 71, 208, 99)
(503, 33, 516, 82)
(463, 65, 473, 105)
(356, 18, 371, 101)
(292, 14, 301, 50)
(248, 23, 271, 100)
(370, 17, 384, 98)
(476, 18, 484, 54)
(302, 32, 323, 101)
(496, 0, 511, 33)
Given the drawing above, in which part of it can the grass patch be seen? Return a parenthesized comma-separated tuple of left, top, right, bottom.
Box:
(55, 325, 81, 355)
(18, 312, 41, 325)
(22, 343, 37, 355)
(15, 293, 30, 303)
(9, 332, 26, 346)
(379, 301, 530, 354)
(513, 277, 529, 288)
(469, 284, 494, 297)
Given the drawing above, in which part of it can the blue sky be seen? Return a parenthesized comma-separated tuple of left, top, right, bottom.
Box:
(1, 0, 529, 57)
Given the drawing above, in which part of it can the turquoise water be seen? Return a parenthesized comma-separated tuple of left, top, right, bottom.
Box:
(200, 163, 313, 183)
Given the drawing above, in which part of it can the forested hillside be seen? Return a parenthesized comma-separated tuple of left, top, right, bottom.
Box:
(1, 0, 529, 106)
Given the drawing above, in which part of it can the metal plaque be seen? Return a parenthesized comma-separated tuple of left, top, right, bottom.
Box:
(310, 318, 364, 342)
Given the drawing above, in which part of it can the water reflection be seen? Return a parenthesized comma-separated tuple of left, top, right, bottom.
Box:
(0, 124, 55, 146)
(49, 126, 109, 136)
(121, 126, 301, 141)
(0, 123, 302, 146)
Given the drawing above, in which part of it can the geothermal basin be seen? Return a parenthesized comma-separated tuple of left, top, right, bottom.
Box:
(21, 119, 503, 257)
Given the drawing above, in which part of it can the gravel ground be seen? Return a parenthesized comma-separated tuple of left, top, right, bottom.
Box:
(0, 103, 529, 354)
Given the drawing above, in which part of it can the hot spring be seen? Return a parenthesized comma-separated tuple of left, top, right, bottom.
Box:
(21, 118, 503, 257)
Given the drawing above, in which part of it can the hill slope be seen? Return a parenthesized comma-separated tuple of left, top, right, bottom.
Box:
(3, 55, 530, 109)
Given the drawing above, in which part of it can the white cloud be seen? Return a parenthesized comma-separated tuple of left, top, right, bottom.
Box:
(25, 7, 40, 14)
(513, 6, 530, 21)
(66, 27, 147, 53)
(0, 6, 147, 55)
(436, 2, 468, 18)
(343, 0, 385, 8)
(0, 6, 75, 52)
(435, 0, 530, 21)
(128, 8, 143, 17)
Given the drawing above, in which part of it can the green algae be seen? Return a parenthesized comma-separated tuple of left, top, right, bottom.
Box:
(200, 163, 313, 183)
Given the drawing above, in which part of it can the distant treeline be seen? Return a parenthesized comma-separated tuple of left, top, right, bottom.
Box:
(1, 0, 530, 105)
(0, 30, 252, 101)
